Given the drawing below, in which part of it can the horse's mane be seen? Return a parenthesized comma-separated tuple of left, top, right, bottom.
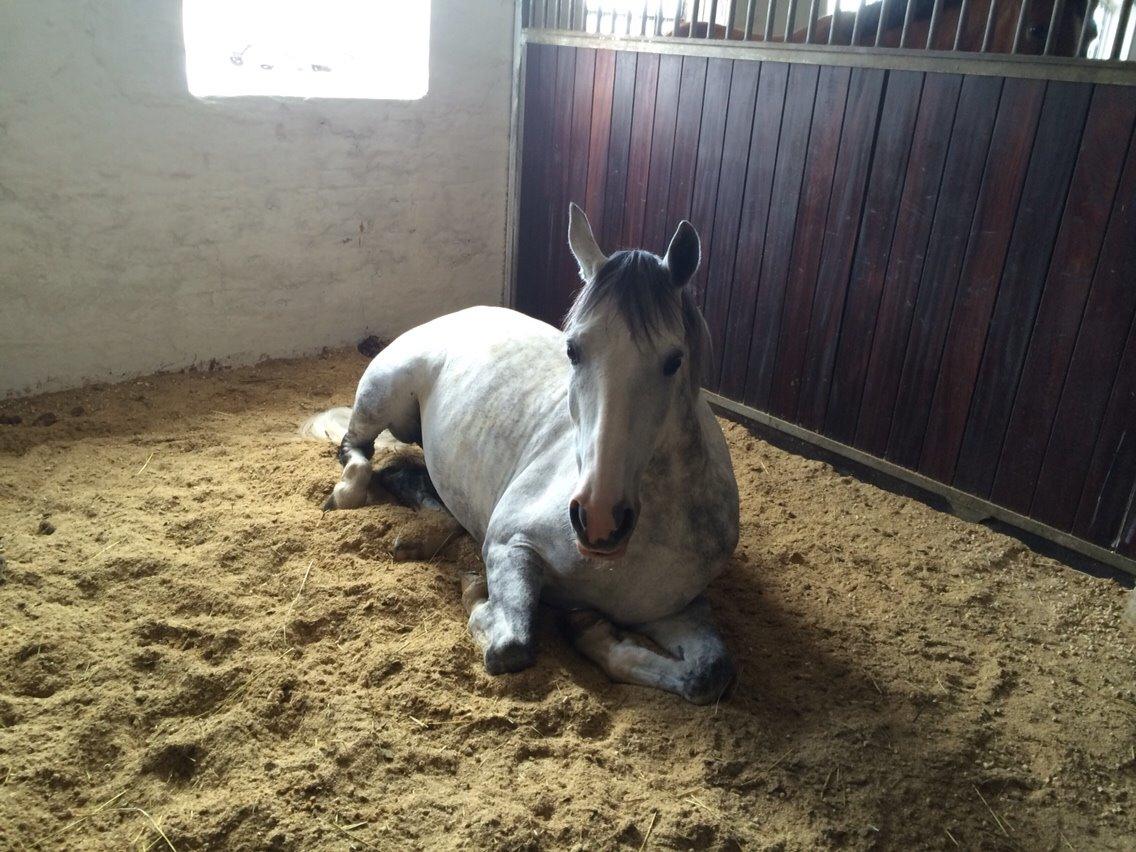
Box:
(563, 249, 712, 393)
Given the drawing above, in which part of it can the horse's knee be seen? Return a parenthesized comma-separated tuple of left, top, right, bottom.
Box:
(682, 651, 736, 705)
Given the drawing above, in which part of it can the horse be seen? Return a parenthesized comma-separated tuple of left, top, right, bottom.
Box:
(669, 0, 1093, 56)
(306, 205, 741, 704)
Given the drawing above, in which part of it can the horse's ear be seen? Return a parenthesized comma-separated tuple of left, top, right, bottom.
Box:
(663, 220, 700, 288)
(567, 203, 607, 282)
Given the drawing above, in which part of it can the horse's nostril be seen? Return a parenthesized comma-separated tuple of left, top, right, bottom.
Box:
(569, 500, 587, 539)
(611, 503, 636, 542)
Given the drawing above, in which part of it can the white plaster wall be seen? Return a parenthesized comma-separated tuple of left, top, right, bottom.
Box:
(0, 0, 517, 397)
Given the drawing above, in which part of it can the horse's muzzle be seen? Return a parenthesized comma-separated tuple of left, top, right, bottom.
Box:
(569, 499, 636, 558)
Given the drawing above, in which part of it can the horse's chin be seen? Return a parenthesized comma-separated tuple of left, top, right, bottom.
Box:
(576, 541, 628, 560)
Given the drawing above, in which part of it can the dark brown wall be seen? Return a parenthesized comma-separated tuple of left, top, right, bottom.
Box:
(516, 43, 1136, 560)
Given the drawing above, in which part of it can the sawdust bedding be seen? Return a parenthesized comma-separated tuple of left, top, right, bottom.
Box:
(1, 349, 1133, 850)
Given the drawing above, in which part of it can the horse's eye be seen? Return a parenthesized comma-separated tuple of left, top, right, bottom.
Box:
(566, 341, 581, 365)
(663, 352, 683, 377)
(1028, 23, 1047, 40)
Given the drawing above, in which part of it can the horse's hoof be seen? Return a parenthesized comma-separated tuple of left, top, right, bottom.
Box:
(483, 637, 536, 675)
(683, 654, 737, 705)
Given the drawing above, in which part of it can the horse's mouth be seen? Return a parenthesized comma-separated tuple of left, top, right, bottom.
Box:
(576, 541, 628, 560)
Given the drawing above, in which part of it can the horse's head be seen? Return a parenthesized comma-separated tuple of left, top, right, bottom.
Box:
(561, 203, 709, 559)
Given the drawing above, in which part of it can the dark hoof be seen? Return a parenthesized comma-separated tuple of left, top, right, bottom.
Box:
(483, 638, 537, 675)
(683, 654, 737, 706)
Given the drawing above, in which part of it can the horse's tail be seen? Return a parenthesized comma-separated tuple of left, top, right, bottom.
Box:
(299, 406, 353, 444)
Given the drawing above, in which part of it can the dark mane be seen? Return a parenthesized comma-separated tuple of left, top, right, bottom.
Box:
(563, 249, 712, 391)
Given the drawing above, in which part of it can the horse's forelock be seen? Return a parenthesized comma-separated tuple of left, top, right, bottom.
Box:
(563, 249, 711, 393)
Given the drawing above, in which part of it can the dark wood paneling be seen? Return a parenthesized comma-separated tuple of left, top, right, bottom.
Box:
(620, 53, 661, 250)
(702, 61, 761, 389)
(600, 51, 638, 250)
(718, 61, 790, 400)
(1031, 130, 1136, 531)
(822, 70, 924, 444)
(918, 77, 1047, 482)
(769, 65, 852, 421)
(797, 67, 886, 432)
(885, 74, 1003, 469)
(641, 54, 683, 253)
(952, 82, 1094, 498)
(688, 59, 735, 310)
(854, 73, 962, 457)
(743, 63, 820, 411)
(516, 44, 557, 319)
(517, 44, 1136, 563)
(991, 87, 1136, 514)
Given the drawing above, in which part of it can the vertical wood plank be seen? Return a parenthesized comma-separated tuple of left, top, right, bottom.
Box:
(663, 57, 710, 257)
(641, 54, 683, 254)
(538, 46, 580, 325)
(796, 67, 886, 432)
(687, 58, 735, 310)
(516, 45, 558, 319)
(822, 69, 924, 445)
(854, 72, 962, 457)
(620, 53, 661, 250)
(718, 61, 790, 401)
(583, 50, 617, 233)
(918, 77, 1047, 482)
(769, 65, 852, 421)
(1031, 132, 1136, 531)
(952, 81, 1093, 499)
(601, 50, 638, 251)
(885, 74, 1003, 470)
(990, 86, 1136, 513)
(742, 63, 820, 412)
(1074, 319, 1136, 552)
(701, 60, 761, 390)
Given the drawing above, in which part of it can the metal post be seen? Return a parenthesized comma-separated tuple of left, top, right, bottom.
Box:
(1012, 0, 1031, 53)
(1076, 0, 1096, 56)
(927, 0, 947, 47)
(807, 0, 822, 43)
(953, 0, 971, 49)
(786, 0, 800, 41)
(690, 0, 701, 36)
(875, 0, 890, 45)
(1042, 0, 1067, 53)
(1112, 0, 1134, 60)
(725, 0, 739, 38)
(744, 0, 757, 39)
(765, 0, 779, 40)
(851, 0, 868, 44)
(708, 0, 720, 36)
(982, 0, 999, 51)
(901, 0, 917, 47)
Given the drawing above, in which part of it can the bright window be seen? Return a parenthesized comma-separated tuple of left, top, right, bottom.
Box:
(183, 0, 430, 100)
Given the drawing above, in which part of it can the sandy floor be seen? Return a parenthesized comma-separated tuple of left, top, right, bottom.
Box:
(1, 350, 1133, 851)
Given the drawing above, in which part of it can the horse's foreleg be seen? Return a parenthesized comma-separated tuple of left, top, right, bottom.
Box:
(564, 597, 734, 705)
(461, 542, 542, 675)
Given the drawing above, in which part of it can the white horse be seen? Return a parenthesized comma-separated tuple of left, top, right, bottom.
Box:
(308, 205, 740, 703)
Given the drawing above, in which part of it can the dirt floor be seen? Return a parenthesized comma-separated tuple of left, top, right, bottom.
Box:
(1, 349, 1133, 851)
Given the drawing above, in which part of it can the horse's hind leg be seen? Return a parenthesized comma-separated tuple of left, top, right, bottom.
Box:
(326, 354, 423, 511)
(564, 597, 734, 705)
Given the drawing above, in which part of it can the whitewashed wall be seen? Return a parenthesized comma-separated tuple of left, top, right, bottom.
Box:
(0, 1, 517, 397)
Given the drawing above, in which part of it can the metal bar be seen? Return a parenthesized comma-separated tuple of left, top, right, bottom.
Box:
(675, 0, 685, 36)
(745, 0, 757, 39)
(656, 0, 665, 35)
(851, 0, 868, 45)
(690, 0, 701, 36)
(927, 0, 947, 48)
(827, 0, 839, 45)
(708, 0, 720, 37)
(785, 0, 800, 42)
(611, 4, 619, 33)
(1112, 0, 1134, 60)
(522, 27, 1136, 84)
(953, 0, 971, 49)
(725, 0, 739, 38)
(982, 0, 999, 52)
(702, 391, 1136, 578)
(765, 0, 778, 40)
(627, 3, 634, 33)
(875, 0, 890, 46)
(1012, 0, 1031, 54)
(901, 0, 917, 48)
(1076, 0, 1096, 56)
(807, 0, 822, 43)
(1043, 0, 1066, 54)
(555, 0, 564, 28)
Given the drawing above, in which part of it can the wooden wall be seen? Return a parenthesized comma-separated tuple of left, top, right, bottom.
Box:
(515, 43, 1136, 561)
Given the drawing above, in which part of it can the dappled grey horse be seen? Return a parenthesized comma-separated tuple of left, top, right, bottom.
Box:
(308, 205, 740, 703)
